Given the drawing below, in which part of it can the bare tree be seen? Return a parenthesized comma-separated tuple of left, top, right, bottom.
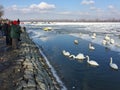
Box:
(0, 5, 4, 18)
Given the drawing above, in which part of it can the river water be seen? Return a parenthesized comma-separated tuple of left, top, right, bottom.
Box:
(24, 22, 120, 90)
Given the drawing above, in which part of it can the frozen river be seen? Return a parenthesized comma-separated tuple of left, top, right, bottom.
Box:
(23, 22, 120, 90)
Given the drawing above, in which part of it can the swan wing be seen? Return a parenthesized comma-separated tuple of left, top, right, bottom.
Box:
(62, 50, 70, 56)
(89, 60, 99, 66)
(89, 45, 95, 50)
(76, 53, 85, 60)
(110, 63, 118, 69)
(91, 47, 95, 50)
(65, 52, 70, 56)
(91, 36, 96, 39)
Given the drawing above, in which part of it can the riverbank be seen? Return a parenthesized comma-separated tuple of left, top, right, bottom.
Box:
(0, 31, 61, 90)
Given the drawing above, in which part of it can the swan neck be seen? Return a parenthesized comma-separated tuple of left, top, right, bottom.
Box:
(87, 56, 89, 62)
(69, 55, 76, 58)
(110, 58, 112, 64)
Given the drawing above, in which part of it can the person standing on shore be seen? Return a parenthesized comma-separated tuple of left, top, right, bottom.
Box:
(1, 21, 5, 37)
(17, 19, 22, 41)
(0, 21, 2, 37)
(2, 20, 12, 46)
(10, 20, 21, 49)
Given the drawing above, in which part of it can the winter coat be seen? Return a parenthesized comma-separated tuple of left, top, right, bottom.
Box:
(10, 24, 21, 39)
(2, 23, 11, 36)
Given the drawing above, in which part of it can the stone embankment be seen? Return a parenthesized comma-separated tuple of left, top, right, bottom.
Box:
(16, 31, 61, 90)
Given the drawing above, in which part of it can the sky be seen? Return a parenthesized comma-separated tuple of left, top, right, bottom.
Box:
(0, 0, 120, 20)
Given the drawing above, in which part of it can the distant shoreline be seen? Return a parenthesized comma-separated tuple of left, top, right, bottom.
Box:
(21, 20, 120, 23)
(21, 21, 120, 26)
(21, 21, 120, 24)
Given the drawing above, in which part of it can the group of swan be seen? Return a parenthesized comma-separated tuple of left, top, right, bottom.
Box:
(102, 35, 115, 45)
(62, 50, 118, 69)
(74, 33, 119, 52)
(79, 32, 120, 49)
(65, 33, 119, 69)
(62, 50, 85, 60)
(90, 33, 115, 46)
(74, 39, 95, 50)
(102, 35, 120, 48)
(82, 55, 118, 69)
(62, 50, 99, 66)
(86, 55, 118, 69)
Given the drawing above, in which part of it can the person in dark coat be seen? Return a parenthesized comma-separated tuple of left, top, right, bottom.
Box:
(10, 20, 21, 49)
(17, 19, 21, 41)
(2, 20, 12, 45)
(0, 21, 2, 37)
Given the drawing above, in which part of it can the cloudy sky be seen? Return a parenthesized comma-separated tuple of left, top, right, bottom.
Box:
(1, 0, 120, 20)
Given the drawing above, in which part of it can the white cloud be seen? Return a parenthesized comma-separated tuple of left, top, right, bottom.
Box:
(6, 2, 55, 13)
(81, 0, 95, 5)
(108, 5, 114, 9)
(90, 6, 103, 12)
(107, 5, 120, 17)
(108, 5, 118, 12)
(90, 6, 96, 10)
(3, 2, 56, 20)
(30, 2, 55, 10)
(11, 5, 18, 10)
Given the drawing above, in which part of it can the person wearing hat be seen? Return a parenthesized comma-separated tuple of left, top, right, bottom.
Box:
(10, 20, 21, 49)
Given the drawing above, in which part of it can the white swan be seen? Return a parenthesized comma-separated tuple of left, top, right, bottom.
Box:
(75, 53, 85, 60)
(74, 40, 79, 44)
(93, 33, 96, 37)
(79, 32, 82, 36)
(104, 35, 110, 41)
(109, 57, 118, 70)
(69, 53, 85, 60)
(62, 50, 70, 56)
(86, 55, 99, 66)
(115, 43, 120, 47)
(110, 38, 115, 44)
(102, 39, 107, 45)
(91, 33, 96, 39)
(89, 43, 95, 50)
(91, 35, 96, 39)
